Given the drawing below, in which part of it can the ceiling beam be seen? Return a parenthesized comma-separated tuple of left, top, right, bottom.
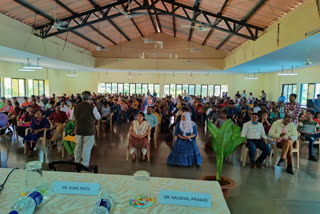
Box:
(216, 0, 267, 49)
(188, 0, 200, 41)
(88, 0, 130, 41)
(144, 0, 158, 33)
(54, 0, 116, 45)
(151, 0, 162, 32)
(172, 1, 176, 37)
(36, 0, 264, 41)
(121, 2, 144, 37)
(202, 0, 230, 45)
(14, 0, 104, 48)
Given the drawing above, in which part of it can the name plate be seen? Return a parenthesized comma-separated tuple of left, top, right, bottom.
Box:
(158, 190, 211, 208)
(53, 181, 100, 196)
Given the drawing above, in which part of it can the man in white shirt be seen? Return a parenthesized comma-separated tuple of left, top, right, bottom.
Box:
(242, 90, 247, 98)
(60, 100, 69, 113)
(241, 113, 270, 168)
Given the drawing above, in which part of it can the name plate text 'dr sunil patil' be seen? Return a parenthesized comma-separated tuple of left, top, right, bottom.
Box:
(158, 190, 211, 208)
(53, 181, 101, 196)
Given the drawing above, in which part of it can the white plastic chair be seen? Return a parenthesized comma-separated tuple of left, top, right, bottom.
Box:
(241, 139, 271, 167)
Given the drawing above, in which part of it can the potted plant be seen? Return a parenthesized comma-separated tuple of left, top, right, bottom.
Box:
(201, 119, 246, 199)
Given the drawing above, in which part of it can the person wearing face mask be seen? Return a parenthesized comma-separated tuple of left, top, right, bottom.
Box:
(269, 115, 298, 174)
(241, 113, 271, 168)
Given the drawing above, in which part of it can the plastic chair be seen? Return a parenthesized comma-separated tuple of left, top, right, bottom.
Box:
(299, 135, 320, 159)
(126, 134, 151, 162)
(24, 128, 51, 157)
(271, 139, 300, 168)
(241, 139, 272, 167)
(48, 161, 98, 173)
(100, 112, 114, 132)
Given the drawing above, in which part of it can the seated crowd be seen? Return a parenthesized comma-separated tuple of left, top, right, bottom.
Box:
(0, 89, 319, 175)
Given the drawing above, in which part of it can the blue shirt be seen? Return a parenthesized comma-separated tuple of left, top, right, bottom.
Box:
(145, 113, 158, 128)
(278, 96, 286, 103)
(0, 113, 8, 128)
(314, 99, 320, 113)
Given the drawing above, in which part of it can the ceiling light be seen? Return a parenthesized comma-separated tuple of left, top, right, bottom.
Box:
(23, 58, 43, 69)
(66, 74, 77, 77)
(19, 68, 35, 72)
(277, 73, 298, 76)
(278, 65, 298, 76)
(245, 77, 258, 80)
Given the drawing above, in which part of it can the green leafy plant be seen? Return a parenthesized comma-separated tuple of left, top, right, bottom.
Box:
(207, 119, 246, 181)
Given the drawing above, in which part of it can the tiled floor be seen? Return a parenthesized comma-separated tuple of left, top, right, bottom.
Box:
(0, 122, 319, 214)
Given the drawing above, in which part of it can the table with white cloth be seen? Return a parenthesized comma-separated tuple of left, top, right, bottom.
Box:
(0, 168, 230, 214)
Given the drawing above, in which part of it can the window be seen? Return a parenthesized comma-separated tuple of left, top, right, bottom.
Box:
(112, 83, 117, 94)
(164, 84, 170, 97)
(183, 85, 188, 94)
(148, 84, 154, 94)
(98, 83, 105, 93)
(221, 85, 228, 95)
(130, 83, 136, 95)
(4, 78, 25, 98)
(142, 84, 148, 95)
(106, 83, 111, 94)
(214, 85, 221, 97)
(124, 83, 129, 94)
(189, 85, 195, 95)
(300, 83, 320, 105)
(195, 85, 201, 96)
(154, 84, 160, 95)
(282, 84, 297, 103)
(136, 84, 141, 95)
(118, 83, 123, 94)
(170, 84, 176, 97)
(208, 85, 214, 97)
(30, 80, 44, 96)
(176, 84, 182, 97)
(201, 85, 208, 97)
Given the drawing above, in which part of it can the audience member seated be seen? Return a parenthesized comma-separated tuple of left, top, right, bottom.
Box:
(314, 112, 320, 125)
(145, 106, 158, 141)
(167, 112, 202, 167)
(63, 120, 76, 156)
(36, 96, 44, 109)
(298, 110, 319, 161)
(8, 101, 23, 131)
(260, 111, 272, 134)
(16, 106, 33, 138)
(128, 112, 151, 160)
(67, 99, 76, 120)
(24, 109, 51, 157)
(151, 106, 161, 124)
(241, 113, 271, 168)
(41, 94, 49, 107)
(21, 97, 31, 109)
(214, 110, 228, 129)
(0, 112, 8, 135)
(253, 102, 261, 113)
(31, 99, 42, 111)
(235, 107, 248, 128)
(269, 115, 298, 174)
(0, 97, 5, 109)
(269, 106, 283, 123)
(101, 102, 111, 120)
(44, 101, 55, 118)
(0, 100, 13, 114)
(60, 100, 69, 113)
(49, 105, 68, 144)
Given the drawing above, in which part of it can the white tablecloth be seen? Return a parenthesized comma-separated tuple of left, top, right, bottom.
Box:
(0, 168, 230, 214)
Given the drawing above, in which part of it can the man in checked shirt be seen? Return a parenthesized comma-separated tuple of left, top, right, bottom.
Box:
(284, 94, 301, 125)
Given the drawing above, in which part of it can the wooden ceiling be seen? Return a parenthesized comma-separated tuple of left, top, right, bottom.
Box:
(0, 0, 304, 52)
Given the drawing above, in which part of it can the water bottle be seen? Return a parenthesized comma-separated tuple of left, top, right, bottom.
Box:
(9, 182, 54, 214)
(91, 190, 115, 214)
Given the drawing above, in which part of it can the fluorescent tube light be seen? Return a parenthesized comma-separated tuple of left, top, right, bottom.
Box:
(23, 66, 43, 70)
(19, 68, 35, 72)
(245, 77, 258, 80)
(277, 73, 298, 76)
(66, 74, 77, 77)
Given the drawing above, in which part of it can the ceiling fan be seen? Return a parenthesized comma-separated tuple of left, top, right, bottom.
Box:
(305, 57, 312, 66)
(186, 48, 201, 52)
(142, 38, 163, 49)
(181, 24, 210, 32)
(96, 46, 110, 52)
(114, 7, 133, 19)
(52, 1, 68, 30)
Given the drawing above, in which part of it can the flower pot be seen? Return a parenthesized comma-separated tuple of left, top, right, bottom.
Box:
(200, 175, 235, 199)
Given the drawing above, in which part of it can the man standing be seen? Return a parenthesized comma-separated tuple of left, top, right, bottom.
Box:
(298, 110, 319, 161)
(241, 113, 270, 168)
(71, 91, 101, 167)
(284, 94, 301, 125)
(145, 106, 158, 141)
(278, 93, 286, 103)
(242, 90, 247, 98)
(269, 115, 298, 174)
